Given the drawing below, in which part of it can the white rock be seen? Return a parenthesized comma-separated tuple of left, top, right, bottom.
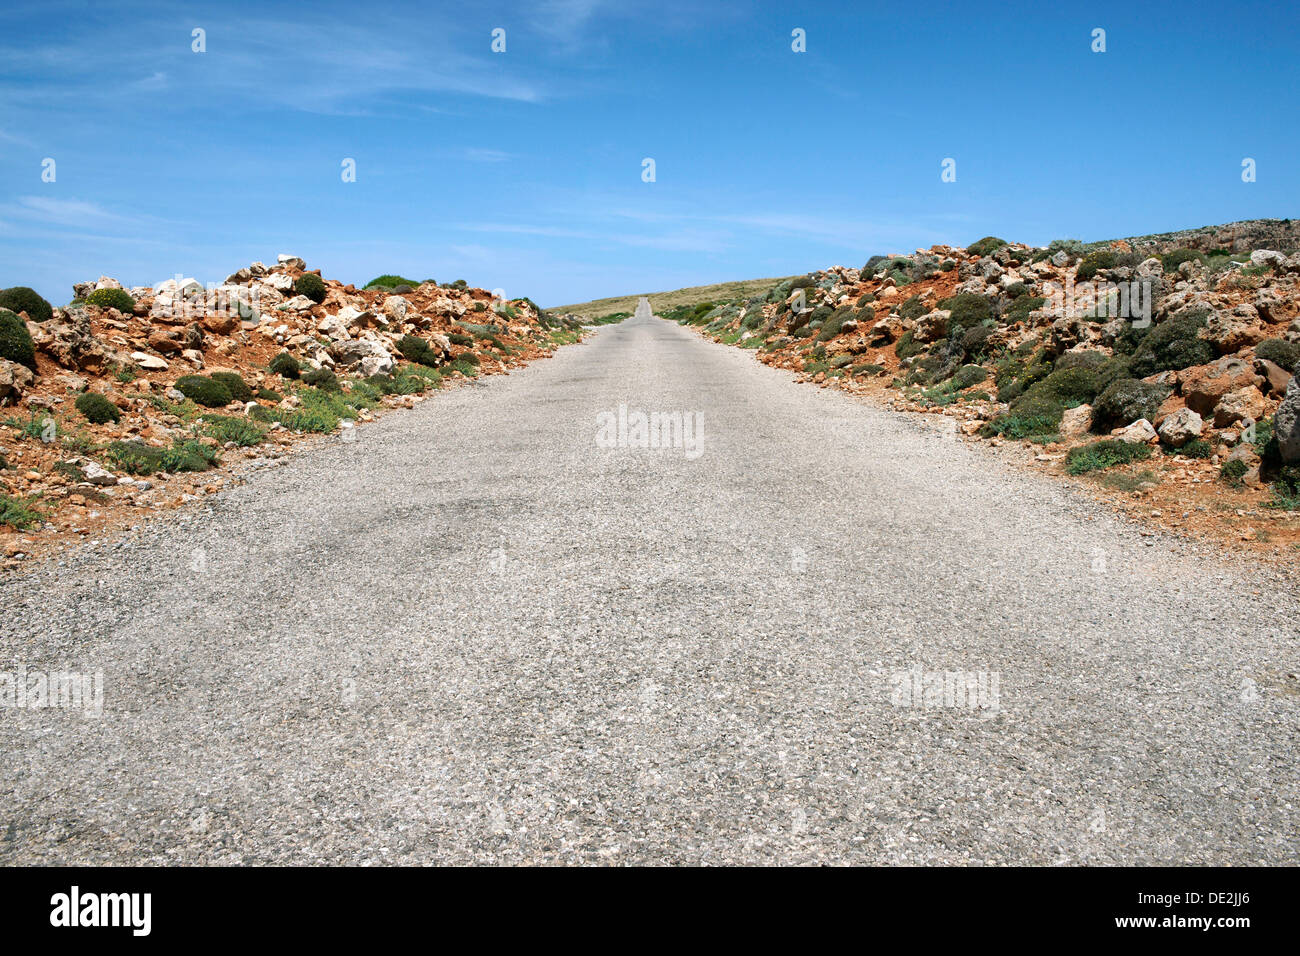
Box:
(131, 352, 169, 371)
(1115, 419, 1158, 444)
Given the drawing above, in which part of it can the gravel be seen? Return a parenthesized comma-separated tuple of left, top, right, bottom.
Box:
(1, 301, 1297, 864)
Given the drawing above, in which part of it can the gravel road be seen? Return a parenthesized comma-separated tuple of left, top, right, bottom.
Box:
(2, 301, 1297, 865)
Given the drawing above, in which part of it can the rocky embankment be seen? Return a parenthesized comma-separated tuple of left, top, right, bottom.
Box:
(671, 219, 1300, 555)
(0, 258, 588, 567)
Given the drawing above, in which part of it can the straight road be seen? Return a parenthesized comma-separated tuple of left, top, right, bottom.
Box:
(1, 306, 1296, 864)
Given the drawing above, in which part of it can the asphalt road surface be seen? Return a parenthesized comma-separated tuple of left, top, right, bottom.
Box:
(1, 303, 1296, 864)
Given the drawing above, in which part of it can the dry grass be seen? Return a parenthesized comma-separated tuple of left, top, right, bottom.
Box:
(552, 275, 802, 322)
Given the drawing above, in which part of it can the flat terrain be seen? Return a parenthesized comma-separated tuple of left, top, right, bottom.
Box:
(1, 304, 1296, 864)
(552, 275, 798, 321)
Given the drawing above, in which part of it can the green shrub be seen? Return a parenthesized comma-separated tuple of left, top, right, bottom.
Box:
(959, 325, 993, 359)
(1255, 338, 1300, 371)
(174, 375, 233, 408)
(968, 237, 1007, 258)
(1178, 438, 1213, 459)
(0, 286, 53, 323)
(1092, 378, 1169, 430)
(1004, 295, 1046, 324)
(363, 274, 419, 289)
(937, 293, 993, 330)
(1004, 282, 1030, 299)
(300, 367, 339, 391)
(0, 492, 43, 530)
(898, 296, 927, 322)
(294, 273, 326, 303)
(256, 387, 282, 402)
(1220, 458, 1249, 485)
(105, 438, 218, 475)
(894, 330, 923, 361)
(1161, 248, 1203, 273)
(397, 334, 440, 367)
(1066, 439, 1153, 475)
(1076, 249, 1116, 281)
(1269, 465, 1300, 508)
(984, 392, 1065, 440)
(207, 371, 253, 402)
(74, 392, 121, 424)
(1128, 313, 1214, 376)
(816, 307, 855, 342)
(448, 332, 473, 347)
(448, 357, 479, 377)
(950, 365, 988, 390)
(202, 414, 267, 446)
(0, 309, 37, 372)
(85, 287, 136, 313)
(1026, 364, 1106, 407)
(269, 352, 300, 379)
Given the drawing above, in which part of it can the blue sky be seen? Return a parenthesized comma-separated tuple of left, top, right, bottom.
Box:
(1, 0, 1296, 307)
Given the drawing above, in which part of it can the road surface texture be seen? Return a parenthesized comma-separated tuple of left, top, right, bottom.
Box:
(2, 300, 1297, 865)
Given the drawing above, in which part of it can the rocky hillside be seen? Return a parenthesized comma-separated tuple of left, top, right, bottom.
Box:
(0, 258, 586, 567)
(670, 219, 1300, 553)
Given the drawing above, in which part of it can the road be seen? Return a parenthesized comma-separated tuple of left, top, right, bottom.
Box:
(1, 302, 1296, 864)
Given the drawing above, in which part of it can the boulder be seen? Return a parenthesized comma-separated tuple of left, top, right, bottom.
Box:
(1115, 419, 1158, 444)
(1059, 403, 1093, 439)
(1254, 358, 1292, 396)
(1179, 357, 1263, 416)
(1202, 304, 1267, 354)
(913, 309, 951, 343)
(28, 308, 116, 372)
(277, 254, 307, 271)
(1213, 385, 1267, 428)
(1274, 374, 1300, 463)
(131, 351, 169, 371)
(1157, 407, 1203, 447)
(329, 337, 394, 377)
(0, 358, 35, 405)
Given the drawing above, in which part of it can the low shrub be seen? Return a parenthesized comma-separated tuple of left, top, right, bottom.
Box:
(74, 392, 121, 424)
(950, 365, 989, 390)
(105, 438, 218, 475)
(201, 414, 267, 447)
(0, 309, 37, 371)
(363, 275, 420, 289)
(937, 293, 993, 330)
(256, 387, 282, 402)
(0, 492, 42, 530)
(1066, 439, 1153, 475)
(1092, 378, 1169, 430)
(300, 367, 339, 391)
(967, 237, 1007, 258)
(984, 392, 1064, 440)
(1255, 338, 1300, 371)
(1161, 248, 1203, 273)
(1178, 438, 1213, 459)
(448, 332, 473, 347)
(894, 330, 924, 361)
(207, 371, 253, 402)
(1220, 458, 1249, 485)
(1128, 312, 1214, 377)
(294, 273, 327, 303)
(898, 296, 927, 322)
(174, 375, 233, 408)
(0, 286, 53, 323)
(397, 334, 441, 367)
(269, 352, 300, 378)
(1076, 249, 1116, 281)
(85, 287, 136, 313)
